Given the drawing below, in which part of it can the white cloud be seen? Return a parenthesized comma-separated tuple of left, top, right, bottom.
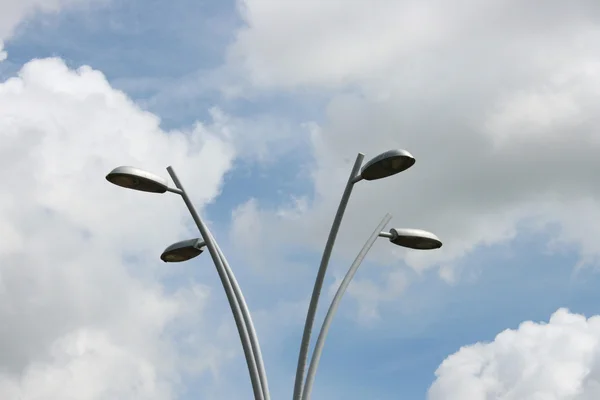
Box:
(429, 309, 600, 400)
(229, 0, 453, 89)
(229, 0, 600, 90)
(0, 57, 237, 398)
(224, 0, 600, 322)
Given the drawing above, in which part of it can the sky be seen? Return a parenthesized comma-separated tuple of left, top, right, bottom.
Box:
(0, 0, 600, 399)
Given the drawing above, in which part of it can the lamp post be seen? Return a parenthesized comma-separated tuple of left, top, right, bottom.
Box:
(106, 165, 269, 400)
(292, 150, 417, 400)
(106, 149, 441, 400)
(300, 217, 442, 400)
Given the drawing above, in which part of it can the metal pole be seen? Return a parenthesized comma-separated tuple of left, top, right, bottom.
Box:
(166, 166, 264, 400)
(212, 237, 271, 400)
(301, 213, 392, 400)
(292, 153, 365, 400)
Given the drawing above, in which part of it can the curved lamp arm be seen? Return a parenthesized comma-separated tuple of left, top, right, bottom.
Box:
(301, 213, 392, 400)
(166, 166, 265, 400)
(292, 153, 365, 400)
(212, 237, 271, 400)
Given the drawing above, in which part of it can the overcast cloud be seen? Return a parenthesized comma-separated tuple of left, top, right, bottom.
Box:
(228, 0, 600, 286)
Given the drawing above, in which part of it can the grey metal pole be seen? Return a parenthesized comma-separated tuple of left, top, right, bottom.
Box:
(166, 166, 264, 400)
(301, 213, 392, 400)
(212, 238, 271, 400)
(292, 153, 365, 400)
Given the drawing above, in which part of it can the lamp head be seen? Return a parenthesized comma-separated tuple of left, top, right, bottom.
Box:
(106, 166, 169, 193)
(360, 149, 415, 181)
(160, 238, 206, 263)
(387, 228, 442, 250)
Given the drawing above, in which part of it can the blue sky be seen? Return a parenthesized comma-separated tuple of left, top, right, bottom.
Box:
(2, 1, 600, 399)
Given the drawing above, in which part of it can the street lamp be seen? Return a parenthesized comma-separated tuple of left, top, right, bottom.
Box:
(106, 166, 170, 193)
(359, 149, 415, 181)
(382, 228, 443, 250)
(160, 238, 205, 263)
(301, 217, 442, 400)
(106, 148, 441, 400)
(293, 150, 416, 400)
(106, 165, 270, 400)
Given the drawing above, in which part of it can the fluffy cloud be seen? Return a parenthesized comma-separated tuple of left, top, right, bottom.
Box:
(429, 309, 600, 399)
(228, 0, 600, 293)
(0, 58, 236, 398)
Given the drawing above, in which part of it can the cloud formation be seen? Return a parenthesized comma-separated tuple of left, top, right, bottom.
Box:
(228, 0, 600, 290)
(429, 309, 600, 400)
(230, 0, 600, 90)
(0, 57, 236, 398)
